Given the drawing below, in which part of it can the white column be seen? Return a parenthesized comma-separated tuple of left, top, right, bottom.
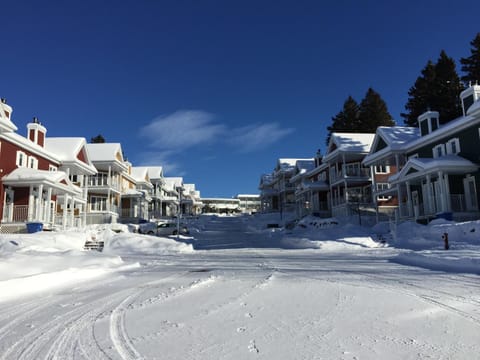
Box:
(37, 184, 44, 221)
(63, 194, 68, 230)
(44, 187, 52, 225)
(28, 185, 35, 221)
(444, 173, 451, 212)
(406, 181, 412, 217)
(107, 166, 112, 212)
(426, 174, 432, 214)
(438, 171, 447, 212)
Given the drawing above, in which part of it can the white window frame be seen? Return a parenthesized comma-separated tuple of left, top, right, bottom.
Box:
(28, 156, 38, 169)
(446, 138, 460, 155)
(432, 144, 445, 158)
(49, 165, 58, 172)
(375, 165, 390, 174)
(376, 183, 391, 201)
(16, 151, 27, 167)
(90, 196, 107, 212)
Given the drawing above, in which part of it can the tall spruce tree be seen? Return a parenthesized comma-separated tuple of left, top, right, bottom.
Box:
(326, 96, 359, 145)
(401, 61, 436, 127)
(460, 33, 480, 85)
(402, 51, 463, 127)
(357, 88, 395, 132)
(432, 50, 464, 123)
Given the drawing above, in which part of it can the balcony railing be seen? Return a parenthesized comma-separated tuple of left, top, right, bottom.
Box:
(330, 167, 370, 183)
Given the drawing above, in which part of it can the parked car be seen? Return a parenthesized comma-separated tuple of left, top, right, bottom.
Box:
(139, 220, 189, 236)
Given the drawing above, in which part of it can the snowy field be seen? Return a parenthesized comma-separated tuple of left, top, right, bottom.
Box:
(0, 214, 479, 359)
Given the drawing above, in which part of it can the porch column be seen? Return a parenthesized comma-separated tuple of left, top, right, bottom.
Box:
(406, 181, 412, 217)
(28, 185, 35, 221)
(107, 165, 112, 212)
(370, 165, 378, 222)
(37, 184, 44, 222)
(444, 173, 451, 212)
(397, 183, 402, 217)
(44, 187, 53, 225)
(426, 174, 432, 215)
(395, 154, 400, 169)
(63, 194, 68, 230)
(438, 171, 447, 212)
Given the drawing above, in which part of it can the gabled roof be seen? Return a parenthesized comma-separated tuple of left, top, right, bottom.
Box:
(145, 166, 164, 180)
(2, 168, 82, 196)
(86, 143, 123, 162)
(323, 132, 375, 162)
(390, 155, 478, 184)
(0, 101, 17, 133)
(0, 132, 60, 163)
(290, 159, 315, 183)
(130, 167, 149, 182)
(163, 177, 183, 192)
(363, 126, 419, 165)
(45, 137, 97, 175)
(85, 143, 127, 172)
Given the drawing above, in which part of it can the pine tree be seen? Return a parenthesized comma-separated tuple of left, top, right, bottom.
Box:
(402, 51, 463, 127)
(326, 96, 359, 145)
(90, 134, 106, 143)
(432, 50, 464, 123)
(401, 61, 436, 127)
(357, 88, 395, 132)
(460, 33, 480, 85)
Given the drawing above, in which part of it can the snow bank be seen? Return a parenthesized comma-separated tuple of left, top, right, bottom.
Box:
(392, 251, 480, 274)
(0, 224, 194, 303)
(104, 233, 194, 255)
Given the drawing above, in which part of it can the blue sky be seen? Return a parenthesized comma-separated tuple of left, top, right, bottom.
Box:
(2, 0, 480, 197)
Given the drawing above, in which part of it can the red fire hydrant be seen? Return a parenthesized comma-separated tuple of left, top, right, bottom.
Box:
(442, 232, 449, 250)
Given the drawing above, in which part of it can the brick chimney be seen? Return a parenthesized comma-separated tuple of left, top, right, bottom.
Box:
(27, 117, 47, 147)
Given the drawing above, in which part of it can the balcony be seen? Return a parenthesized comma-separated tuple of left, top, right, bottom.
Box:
(330, 167, 370, 184)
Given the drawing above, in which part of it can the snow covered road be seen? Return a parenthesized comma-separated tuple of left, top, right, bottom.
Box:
(1, 217, 479, 359)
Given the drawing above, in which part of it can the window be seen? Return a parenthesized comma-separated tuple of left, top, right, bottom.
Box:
(16, 151, 27, 167)
(446, 138, 460, 155)
(375, 165, 390, 174)
(90, 196, 107, 211)
(28, 156, 38, 169)
(432, 144, 445, 158)
(376, 183, 391, 201)
(49, 165, 57, 172)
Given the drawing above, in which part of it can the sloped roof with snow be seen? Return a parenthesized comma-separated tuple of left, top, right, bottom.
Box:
(2, 168, 82, 195)
(86, 143, 123, 162)
(45, 137, 97, 174)
(146, 166, 164, 180)
(163, 177, 183, 191)
(130, 167, 149, 182)
(0, 132, 60, 163)
(331, 133, 375, 152)
(390, 155, 478, 183)
(377, 127, 420, 150)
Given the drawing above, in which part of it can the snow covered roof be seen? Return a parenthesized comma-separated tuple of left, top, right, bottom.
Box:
(323, 132, 375, 163)
(276, 158, 312, 174)
(163, 177, 183, 191)
(145, 166, 164, 180)
(363, 127, 420, 165)
(390, 155, 478, 183)
(86, 143, 123, 162)
(0, 101, 18, 132)
(44, 137, 97, 175)
(130, 167, 149, 182)
(2, 168, 82, 195)
(0, 132, 60, 163)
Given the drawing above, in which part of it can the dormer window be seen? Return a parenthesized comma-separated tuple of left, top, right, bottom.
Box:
(446, 138, 460, 155)
(418, 111, 440, 136)
(460, 84, 480, 116)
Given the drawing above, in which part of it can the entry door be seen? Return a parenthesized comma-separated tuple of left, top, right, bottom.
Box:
(464, 176, 478, 211)
(412, 191, 420, 219)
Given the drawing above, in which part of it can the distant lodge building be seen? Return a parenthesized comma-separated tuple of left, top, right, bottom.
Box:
(259, 84, 480, 225)
(201, 195, 260, 214)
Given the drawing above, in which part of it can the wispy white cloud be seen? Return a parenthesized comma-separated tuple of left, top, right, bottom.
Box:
(134, 150, 185, 176)
(228, 123, 295, 152)
(139, 110, 295, 157)
(139, 110, 226, 151)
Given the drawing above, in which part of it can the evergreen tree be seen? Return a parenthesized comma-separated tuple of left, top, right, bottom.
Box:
(401, 61, 436, 127)
(326, 96, 359, 145)
(357, 88, 395, 132)
(90, 134, 106, 143)
(432, 50, 464, 123)
(460, 33, 480, 85)
(402, 51, 463, 127)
